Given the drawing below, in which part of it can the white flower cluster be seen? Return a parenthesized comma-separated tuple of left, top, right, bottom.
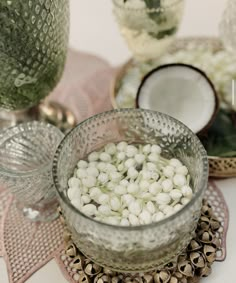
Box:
(116, 43, 236, 110)
(67, 142, 193, 226)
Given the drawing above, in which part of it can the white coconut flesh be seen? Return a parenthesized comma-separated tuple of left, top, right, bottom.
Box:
(137, 64, 217, 133)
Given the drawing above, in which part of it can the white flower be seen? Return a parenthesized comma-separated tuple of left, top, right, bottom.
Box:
(139, 209, 152, 225)
(68, 177, 80, 188)
(98, 205, 112, 215)
(110, 172, 122, 182)
(98, 173, 109, 184)
(128, 214, 140, 226)
(71, 199, 82, 210)
(105, 143, 117, 155)
(124, 158, 136, 168)
(117, 141, 128, 152)
(163, 205, 174, 216)
(181, 185, 193, 198)
(117, 152, 126, 161)
(67, 187, 81, 201)
(152, 212, 164, 222)
(77, 160, 88, 168)
(81, 194, 91, 204)
(110, 196, 121, 211)
(135, 153, 145, 164)
(120, 218, 130, 226)
(169, 189, 182, 201)
(98, 194, 110, 205)
(169, 158, 182, 168)
(81, 204, 97, 216)
(122, 209, 129, 218)
(149, 182, 162, 195)
(100, 152, 111, 162)
(148, 153, 159, 163)
(162, 179, 174, 193)
(82, 176, 96, 188)
(127, 183, 139, 194)
(86, 167, 99, 177)
(97, 162, 106, 172)
(106, 164, 117, 173)
(151, 145, 162, 154)
(156, 193, 171, 205)
(128, 201, 142, 216)
(122, 194, 135, 206)
(176, 166, 188, 175)
(120, 179, 129, 187)
(163, 166, 175, 178)
(173, 174, 186, 187)
(76, 168, 87, 179)
(173, 204, 183, 212)
(181, 197, 190, 205)
(146, 201, 156, 214)
(114, 185, 127, 195)
(127, 167, 139, 179)
(142, 144, 151, 154)
(126, 145, 138, 157)
(139, 179, 150, 191)
(89, 187, 102, 199)
(88, 151, 99, 162)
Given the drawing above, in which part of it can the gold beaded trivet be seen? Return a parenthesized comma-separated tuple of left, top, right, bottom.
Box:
(58, 184, 227, 283)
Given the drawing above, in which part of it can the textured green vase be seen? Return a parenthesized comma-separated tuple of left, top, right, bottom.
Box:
(0, 0, 69, 110)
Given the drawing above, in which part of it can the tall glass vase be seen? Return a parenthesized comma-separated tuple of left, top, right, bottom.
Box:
(113, 0, 185, 62)
(219, 0, 236, 51)
(0, 0, 75, 129)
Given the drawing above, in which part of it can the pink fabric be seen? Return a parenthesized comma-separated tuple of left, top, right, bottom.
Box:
(0, 51, 229, 282)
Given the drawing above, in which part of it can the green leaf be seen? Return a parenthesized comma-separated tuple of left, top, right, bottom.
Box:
(199, 109, 236, 157)
(144, 0, 161, 9)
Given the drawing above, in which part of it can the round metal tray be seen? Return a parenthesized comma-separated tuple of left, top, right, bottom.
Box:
(110, 37, 236, 178)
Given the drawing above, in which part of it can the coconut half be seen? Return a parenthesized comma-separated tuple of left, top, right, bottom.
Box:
(137, 63, 218, 133)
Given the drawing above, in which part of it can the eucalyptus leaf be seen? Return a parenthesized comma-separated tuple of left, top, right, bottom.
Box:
(199, 109, 236, 157)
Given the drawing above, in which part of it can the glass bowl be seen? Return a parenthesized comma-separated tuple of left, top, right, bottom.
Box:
(112, 0, 185, 61)
(0, 121, 64, 222)
(53, 109, 208, 272)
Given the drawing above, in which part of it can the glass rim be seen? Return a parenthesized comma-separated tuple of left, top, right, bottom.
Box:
(0, 121, 64, 177)
(53, 108, 209, 231)
(112, 0, 184, 11)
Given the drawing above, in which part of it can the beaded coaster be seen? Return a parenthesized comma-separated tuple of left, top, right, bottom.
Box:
(58, 183, 228, 283)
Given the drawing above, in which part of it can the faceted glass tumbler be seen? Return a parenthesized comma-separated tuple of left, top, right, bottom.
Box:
(112, 0, 185, 61)
(53, 109, 208, 272)
(0, 121, 64, 222)
(0, 0, 69, 110)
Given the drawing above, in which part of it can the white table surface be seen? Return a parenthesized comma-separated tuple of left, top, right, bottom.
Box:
(1, 0, 235, 282)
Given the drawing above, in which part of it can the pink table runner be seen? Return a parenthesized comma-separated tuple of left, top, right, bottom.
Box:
(0, 51, 229, 283)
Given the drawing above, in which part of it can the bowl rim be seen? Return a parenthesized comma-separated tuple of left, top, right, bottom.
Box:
(0, 121, 64, 177)
(52, 108, 209, 231)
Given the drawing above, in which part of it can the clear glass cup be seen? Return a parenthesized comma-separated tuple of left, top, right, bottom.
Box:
(53, 109, 208, 272)
(0, 121, 64, 222)
(112, 0, 185, 61)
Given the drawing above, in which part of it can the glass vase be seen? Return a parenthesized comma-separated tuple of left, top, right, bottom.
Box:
(0, 121, 64, 222)
(0, 0, 75, 129)
(113, 0, 185, 62)
(53, 109, 208, 272)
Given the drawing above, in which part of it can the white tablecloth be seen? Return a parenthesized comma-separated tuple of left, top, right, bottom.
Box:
(1, 0, 235, 282)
